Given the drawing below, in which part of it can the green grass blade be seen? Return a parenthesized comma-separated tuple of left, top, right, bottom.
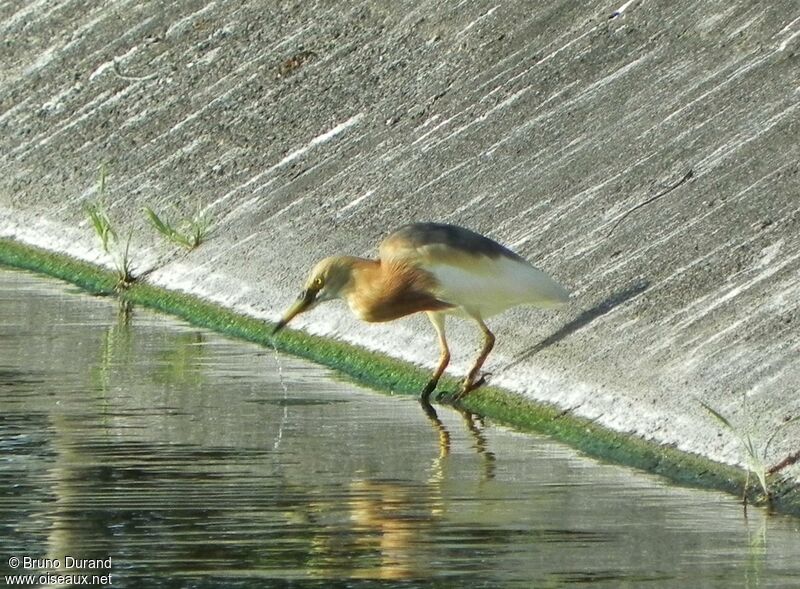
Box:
(144, 207, 174, 237)
(699, 401, 736, 431)
(144, 207, 192, 249)
(700, 400, 768, 495)
(699, 400, 751, 454)
(85, 202, 117, 253)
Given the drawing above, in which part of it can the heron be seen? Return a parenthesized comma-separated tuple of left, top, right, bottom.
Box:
(273, 222, 569, 401)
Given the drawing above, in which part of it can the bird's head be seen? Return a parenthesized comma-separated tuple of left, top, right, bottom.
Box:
(272, 256, 355, 334)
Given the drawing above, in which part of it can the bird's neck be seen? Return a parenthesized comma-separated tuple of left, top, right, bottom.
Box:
(345, 257, 382, 295)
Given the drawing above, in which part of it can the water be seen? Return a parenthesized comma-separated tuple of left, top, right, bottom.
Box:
(1, 267, 798, 588)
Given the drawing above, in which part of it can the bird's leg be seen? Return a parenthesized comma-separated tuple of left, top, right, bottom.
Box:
(455, 405, 496, 480)
(457, 317, 495, 400)
(418, 397, 451, 460)
(421, 312, 450, 400)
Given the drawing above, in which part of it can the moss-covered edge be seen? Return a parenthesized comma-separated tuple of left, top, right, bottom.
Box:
(2, 237, 798, 517)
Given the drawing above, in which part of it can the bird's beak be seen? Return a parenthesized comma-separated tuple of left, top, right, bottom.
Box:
(272, 289, 318, 334)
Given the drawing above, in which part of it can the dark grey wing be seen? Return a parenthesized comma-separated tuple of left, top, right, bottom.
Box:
(379, 222, 526, 263)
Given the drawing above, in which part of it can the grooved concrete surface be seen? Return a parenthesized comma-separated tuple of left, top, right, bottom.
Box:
(1, 1, 798, 481)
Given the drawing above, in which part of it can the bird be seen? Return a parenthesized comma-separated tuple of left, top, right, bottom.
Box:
(272, 222, 569, 401)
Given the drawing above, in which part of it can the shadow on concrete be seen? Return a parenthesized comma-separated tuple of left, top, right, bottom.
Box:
(501, 278, 650, 372)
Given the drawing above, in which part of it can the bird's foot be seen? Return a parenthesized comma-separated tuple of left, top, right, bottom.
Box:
(433, 389, 462, 406)
(422, 372, 491, 405)
(455, 372, 492, 400)
(470, 372, 492, 390)
(438, 395, 463, 408)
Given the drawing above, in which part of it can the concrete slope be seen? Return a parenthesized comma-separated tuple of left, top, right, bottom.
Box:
(1, 1, 798, 480)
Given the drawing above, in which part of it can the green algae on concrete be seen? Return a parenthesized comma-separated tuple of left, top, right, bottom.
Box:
(1, 236, 798, 517)
(0, 238, 118, 295)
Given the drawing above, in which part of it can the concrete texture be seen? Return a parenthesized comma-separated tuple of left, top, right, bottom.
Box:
(1, 1, 798, 484)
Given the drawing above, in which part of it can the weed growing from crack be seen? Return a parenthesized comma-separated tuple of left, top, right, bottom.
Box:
(84, 165, 135, 290)
(701, 398, 799, 504)
(144, 204, 212, 251)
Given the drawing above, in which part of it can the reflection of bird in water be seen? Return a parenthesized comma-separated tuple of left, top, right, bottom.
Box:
(347, 479, 437, 581)
(274, 222, 569, 400)
(300, 401, 497, 580)
(420, 398, 452, 466)
(420, 399, 496, 482)
(303, 477, 442, 581)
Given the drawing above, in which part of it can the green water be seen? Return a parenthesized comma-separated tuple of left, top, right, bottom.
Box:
(1, 267, 798, 588)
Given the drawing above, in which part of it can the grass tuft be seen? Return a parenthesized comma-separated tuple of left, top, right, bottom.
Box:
(85, 165, 135, 290)
(144, 205, 211, 251)
(701, 400, 768, 500)
(701, 399, 800, 503)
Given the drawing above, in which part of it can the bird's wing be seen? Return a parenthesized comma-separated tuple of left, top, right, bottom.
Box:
(379, 224, 569, 317)
(379, 222, 525, 263)
(426, 253, 569, 317)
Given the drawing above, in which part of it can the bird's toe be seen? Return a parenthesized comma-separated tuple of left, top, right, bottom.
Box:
(434, 389, 460, 405)
(458, 372, 491, 399)
(472, 372, 492, 388)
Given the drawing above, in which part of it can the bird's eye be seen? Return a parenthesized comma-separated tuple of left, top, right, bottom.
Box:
(313, 277, 324, 289)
